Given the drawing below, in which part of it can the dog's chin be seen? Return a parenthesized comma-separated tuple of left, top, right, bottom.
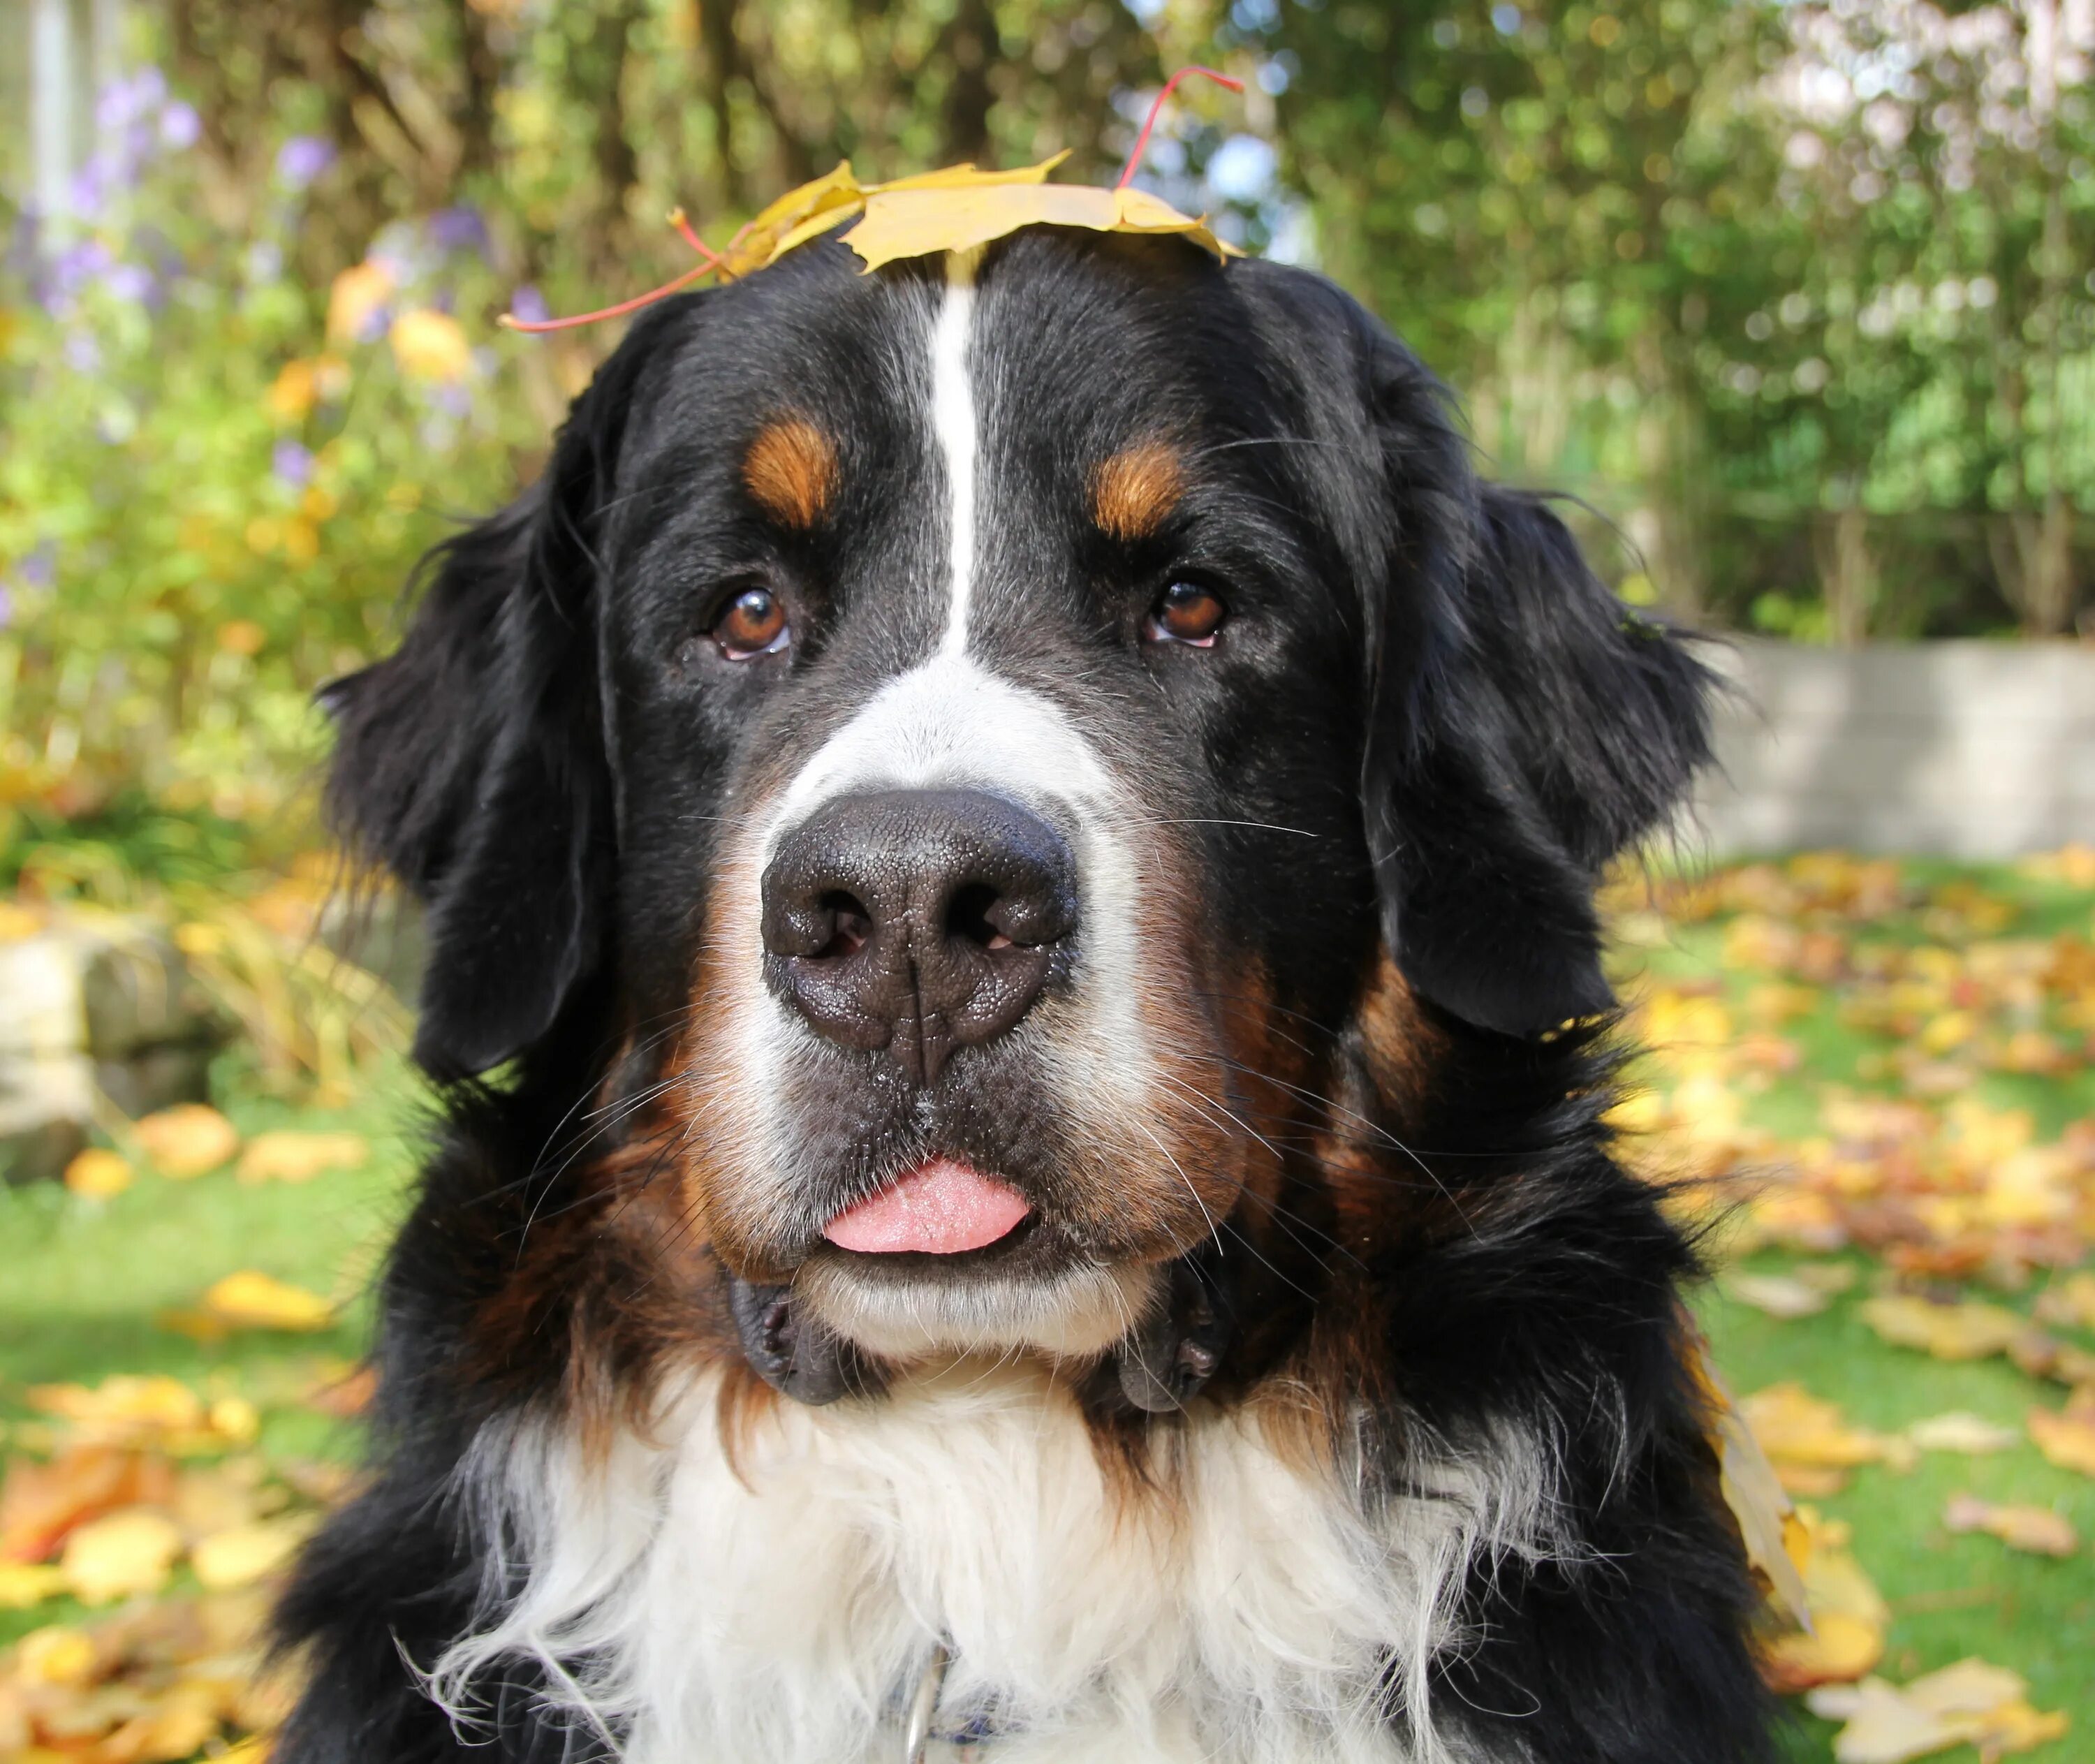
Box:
(794, 1255, 1159, 1362)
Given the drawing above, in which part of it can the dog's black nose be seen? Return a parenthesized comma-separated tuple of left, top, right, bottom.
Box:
(761, 789, 1078, 1084)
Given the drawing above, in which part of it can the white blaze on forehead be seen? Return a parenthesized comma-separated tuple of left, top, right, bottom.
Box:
(931, 251, 980, 659)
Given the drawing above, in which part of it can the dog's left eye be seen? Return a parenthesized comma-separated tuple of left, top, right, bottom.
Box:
(714, 588, 792, 659)
(1146, 581, 1227, 647)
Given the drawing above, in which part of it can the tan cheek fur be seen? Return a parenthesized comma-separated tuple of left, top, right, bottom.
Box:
(742, 416, 838, 529)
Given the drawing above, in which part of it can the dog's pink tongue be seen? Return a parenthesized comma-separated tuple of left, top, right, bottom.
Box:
(823, 1159, 1030, 1255)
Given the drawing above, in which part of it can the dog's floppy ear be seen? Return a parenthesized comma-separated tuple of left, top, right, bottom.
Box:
(1360, 337, 1714, 1038)
(321, 303, 685, 1078)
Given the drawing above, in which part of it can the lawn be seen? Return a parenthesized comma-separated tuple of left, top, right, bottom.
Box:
(2, 852, 2091, 1762)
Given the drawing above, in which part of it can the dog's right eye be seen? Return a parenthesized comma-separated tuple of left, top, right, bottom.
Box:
(712, 587, 792, 659)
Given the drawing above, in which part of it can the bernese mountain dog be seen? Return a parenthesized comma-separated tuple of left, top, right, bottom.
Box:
(278, 229, 1776, 1763)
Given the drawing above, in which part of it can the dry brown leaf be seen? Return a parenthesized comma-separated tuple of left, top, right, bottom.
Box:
(1859, 1295, 2024, 1362)
(131, 1104, 240, 1177)
(235, 1130, 368, 1185)
(196, 1271, 336, 1333)
(1943, 1493, 2078, 1557)
(59, 1508, 184, 1604)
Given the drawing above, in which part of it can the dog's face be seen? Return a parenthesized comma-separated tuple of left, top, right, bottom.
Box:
(328, 231, 1709, 1372)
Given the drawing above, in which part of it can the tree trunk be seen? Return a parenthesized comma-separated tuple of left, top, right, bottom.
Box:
(941, 0, 997, 166)
(1813, 498, 1875, 647)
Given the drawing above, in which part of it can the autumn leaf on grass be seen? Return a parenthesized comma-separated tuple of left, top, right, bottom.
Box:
(2026, 1394, 2095, 1478)
(172, 1270, 337, 1335)
(191, 1516, 315, 1590)
(1905, 1413, 2021, 1455)
(235, 1129, 368, 1185)
(62, 1147, 133, 1198)
(25, 1375, 256, 1455)
(0, 1561, 68, 1608)
(0, 1445, 175, 1561)
(1723, 1271, 1832, 1319)
(1860, 1295, 2023, 1362)
(1693, 1346, 1809, 1625)
(2033, 1272, 2095, 1333)
(132, 1103, 240, 1177)
(1807, 1659, 2068, 1764)
(1742, 1383, 1911, 1496)
(60, 1508, 184, 1603)
(1943, 1493, 2078, 1557)
(1761, 1507, 1892, 1692)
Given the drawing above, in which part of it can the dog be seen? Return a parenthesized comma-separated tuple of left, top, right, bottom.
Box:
(276, 227, 1775, 1763)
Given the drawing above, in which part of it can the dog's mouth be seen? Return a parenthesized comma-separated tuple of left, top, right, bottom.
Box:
(820, 1156, 1033, 1256)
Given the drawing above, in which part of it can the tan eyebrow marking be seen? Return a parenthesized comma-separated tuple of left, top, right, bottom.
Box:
(742, 416, 839, 529)
(1089, 439, 1185, 542)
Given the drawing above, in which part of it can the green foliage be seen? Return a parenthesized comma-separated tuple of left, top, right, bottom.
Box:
(1, 0, 2089, 876)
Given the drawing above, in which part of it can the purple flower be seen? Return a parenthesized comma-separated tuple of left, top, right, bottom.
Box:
(509, 284, 551, 327)
(64, 332, 102, 374)
(429, 206, 490, 256)
(20, 545, 54, 590)
(0, 584, 13, 631)
(103, 263, 154, 305)
(159, 101, 201, 150)
(272, 440, 316, 487)
(275, 135, 336, 191)
(94, 66, 168, 132)
(66, 156, 117, 220)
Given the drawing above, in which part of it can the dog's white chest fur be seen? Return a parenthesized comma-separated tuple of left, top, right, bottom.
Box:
(437, 1365, 1545, 1763)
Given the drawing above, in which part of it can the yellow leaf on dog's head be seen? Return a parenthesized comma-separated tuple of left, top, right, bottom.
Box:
(841, 177, 1235, 274)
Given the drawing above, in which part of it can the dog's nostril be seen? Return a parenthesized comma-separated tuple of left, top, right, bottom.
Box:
(947, 883, 1011, 951)
(815, 891, 872, 959)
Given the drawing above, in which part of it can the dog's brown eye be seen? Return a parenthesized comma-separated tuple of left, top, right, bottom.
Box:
(714, 588, 791, 659)
(1148, 581, 1226, 647)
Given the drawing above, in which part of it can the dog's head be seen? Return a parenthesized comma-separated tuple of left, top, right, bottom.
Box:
(328, 232, 1708, 1379)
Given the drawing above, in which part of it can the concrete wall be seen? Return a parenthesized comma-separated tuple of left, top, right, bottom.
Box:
(1690, 639, 2095, 858)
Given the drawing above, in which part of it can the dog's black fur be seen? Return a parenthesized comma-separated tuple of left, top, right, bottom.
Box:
(277, 229, 1774, 1763)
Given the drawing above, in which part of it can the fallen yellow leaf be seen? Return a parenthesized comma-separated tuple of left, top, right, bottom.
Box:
(1905, 1412, 2021, 1455)
(1859, 1295, 2023, 1362)
(235, 1129, 367, 1185)
(2027, 1401, 2095, 1478)
(1762, 1507, 1890, 1693)
(133, 1103, 240, 1178)
(60, 1508, 184, 1603)
(62, 1147, 133, 1198)
(15, 1623, 97, 1686)
(0, 1561, 68, 1607)
(1724, 1270, 1831, 1318)
(1767, 1611, 1886, 1693)
(198, 1270, 335, 1333)
(1943, 1493, 2078, 1557)
(191, 1518, 311, 1590)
